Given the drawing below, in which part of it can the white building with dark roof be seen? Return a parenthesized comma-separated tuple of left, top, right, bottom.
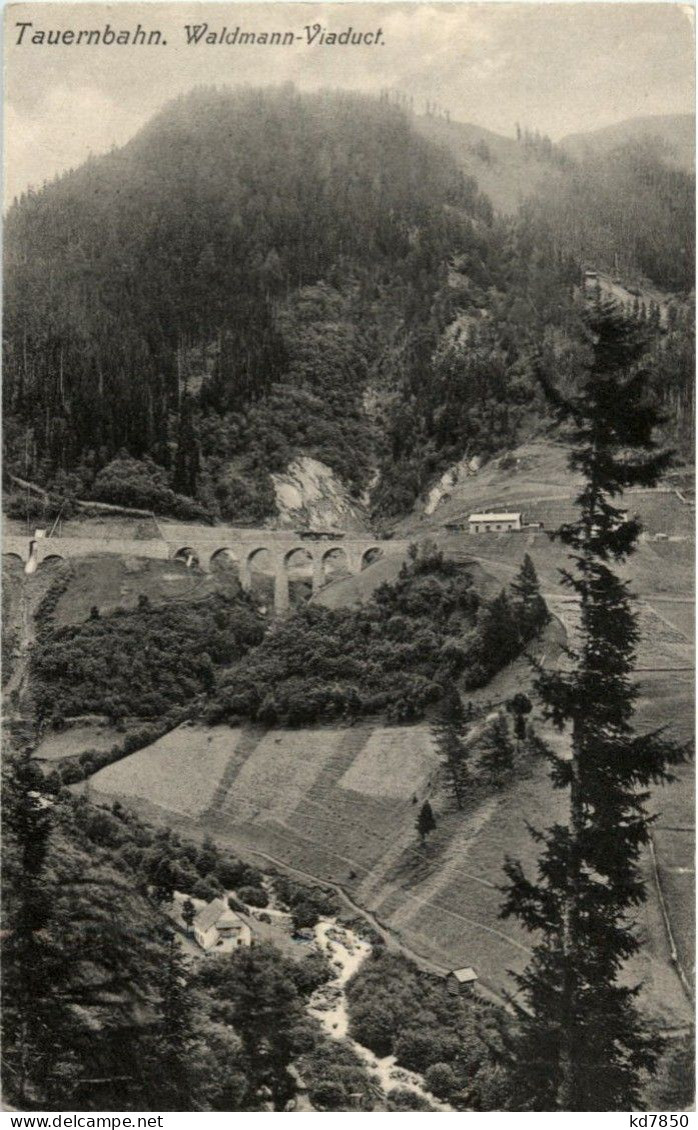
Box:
(468, 512, 522, 533)
(193, 898, 253, 951)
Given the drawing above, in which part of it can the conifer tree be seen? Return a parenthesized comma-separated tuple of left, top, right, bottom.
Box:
(511, 553, 549, 640)
(145, 929, 196, 1110)
(1, 751, 67, 1104)
(478, 716, 514, 787)
(431, 682, 471, 809)
(416, 801, 437, 843)
(507, 692, 533, 744)
(501, 298, 683, 1111)
(182, 897, 196, 935)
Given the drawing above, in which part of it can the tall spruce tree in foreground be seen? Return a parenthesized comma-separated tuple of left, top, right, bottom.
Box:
(501, 299, 683, 1111)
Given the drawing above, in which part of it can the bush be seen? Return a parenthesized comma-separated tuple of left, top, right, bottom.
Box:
(273, 876, 339, 918)
(237, 885, 269, 908)
(90, 454, 210, 520)
(309, 1079, 348, 1111)
(347, 1002, 396, 1057)
(192, 878, 219, 902)
(291, 952, 333, 996)
(5, 491, 78, 524)
(394, 1028, 438, 1074)
(291, 901, 320, 933)
(240, 866, 263, 887)
(424, 1062, 459, 1099)
(387, 1088, 436, 1112)
(214, 859, 247, 888)
(85, 809, 125, 848)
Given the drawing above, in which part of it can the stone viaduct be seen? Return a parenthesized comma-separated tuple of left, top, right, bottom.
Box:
(3, 523, 411, 613)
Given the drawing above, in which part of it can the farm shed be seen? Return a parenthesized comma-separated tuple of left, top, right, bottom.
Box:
(447, 967, 479, 994)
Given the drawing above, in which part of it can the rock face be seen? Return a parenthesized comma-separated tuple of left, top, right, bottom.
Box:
(423, 456, 481, 516)
(270, 457, 370, 531)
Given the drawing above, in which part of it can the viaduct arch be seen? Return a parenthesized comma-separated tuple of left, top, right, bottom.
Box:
(2, 528, 409, 614)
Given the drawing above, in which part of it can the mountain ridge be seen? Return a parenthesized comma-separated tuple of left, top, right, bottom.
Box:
(560, 112, 695, 171)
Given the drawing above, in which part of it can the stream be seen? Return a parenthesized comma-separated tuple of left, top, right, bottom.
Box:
(308, 918, 453, 1111)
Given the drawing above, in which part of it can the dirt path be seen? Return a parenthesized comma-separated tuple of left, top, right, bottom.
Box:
(3, 570, 55, 720)
(647, 834, 695, 1007)
(4, 581, 31, 705)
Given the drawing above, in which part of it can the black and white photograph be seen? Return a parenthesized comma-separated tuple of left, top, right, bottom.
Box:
(1, 0, 695, 1115)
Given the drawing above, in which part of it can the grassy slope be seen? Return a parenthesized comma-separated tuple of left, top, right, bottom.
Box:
(414, 112, 695, 216)
(49, 557, 238, 627)
(312, 555, 501, 610)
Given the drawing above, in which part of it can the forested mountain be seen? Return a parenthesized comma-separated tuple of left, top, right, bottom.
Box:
(561, 113, 695, 172)
(3, 86, 498, 522)
(3, 88, 694, 527)
(523, 134, 695, 291)
(418, 110, 695, 291)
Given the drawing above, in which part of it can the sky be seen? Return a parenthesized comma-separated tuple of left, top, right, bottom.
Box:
(4, 1, 695, 203)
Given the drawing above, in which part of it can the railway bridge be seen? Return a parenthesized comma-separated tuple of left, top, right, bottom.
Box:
(3, 523, 411, 613)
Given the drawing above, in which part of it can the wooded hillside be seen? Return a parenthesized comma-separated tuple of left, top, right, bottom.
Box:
(4, 88, 694, 525)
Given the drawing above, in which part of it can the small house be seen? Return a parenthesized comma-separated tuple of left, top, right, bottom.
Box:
(468, 512, 522, 534)
(447, 967, 478, 994)
(193, 898, 253, 951)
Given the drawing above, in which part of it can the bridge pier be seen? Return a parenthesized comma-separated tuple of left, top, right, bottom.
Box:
(345, 549, 363, 576)
(239, 556, 251, 593)
(196, 548, 211, 574)
(312, 555, 324, 594)
(274, 555, 290, 614)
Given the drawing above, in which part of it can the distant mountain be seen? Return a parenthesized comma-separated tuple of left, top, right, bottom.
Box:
(561, 113, 695, 173)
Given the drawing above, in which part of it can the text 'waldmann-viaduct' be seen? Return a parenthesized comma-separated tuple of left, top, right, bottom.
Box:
(3, 523, 411, 613)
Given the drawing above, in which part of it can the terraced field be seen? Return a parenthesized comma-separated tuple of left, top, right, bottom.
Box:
(547, 597, 694, 672)
(520, 490, 693, 538)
